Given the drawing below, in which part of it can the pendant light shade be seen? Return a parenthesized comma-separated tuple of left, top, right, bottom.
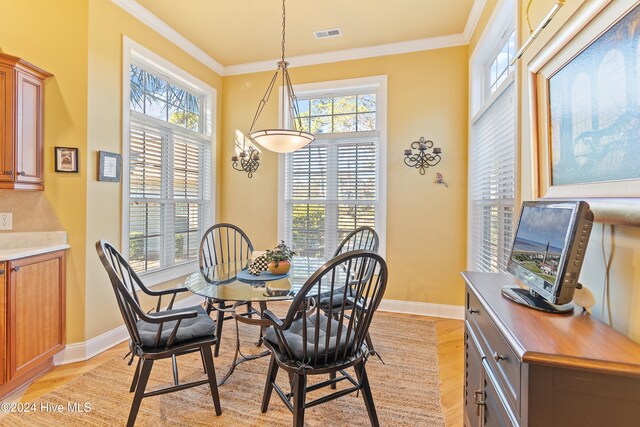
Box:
(245, 0, 315, 154)
(249, 129, 315, 154)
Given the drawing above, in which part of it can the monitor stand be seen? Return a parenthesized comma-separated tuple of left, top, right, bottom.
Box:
(501, 286, 574, 314)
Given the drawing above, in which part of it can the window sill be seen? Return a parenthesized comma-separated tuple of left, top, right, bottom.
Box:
(138, 260, 198, 288)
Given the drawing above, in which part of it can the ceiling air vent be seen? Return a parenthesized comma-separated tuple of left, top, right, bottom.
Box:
(314, 28, 342, 39)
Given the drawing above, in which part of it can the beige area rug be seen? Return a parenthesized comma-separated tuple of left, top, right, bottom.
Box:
(2, 308, 445, 426)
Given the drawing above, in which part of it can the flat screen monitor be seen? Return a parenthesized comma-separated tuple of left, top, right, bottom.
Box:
(503, 200, 594, 313)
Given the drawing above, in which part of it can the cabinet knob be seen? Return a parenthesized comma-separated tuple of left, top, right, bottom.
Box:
(18, 171, 26, 176)
(11, 266, 20, 272)
(0, 269, 4, 275)
(493, 351, 506, 362)
(468, 307, 479, 314)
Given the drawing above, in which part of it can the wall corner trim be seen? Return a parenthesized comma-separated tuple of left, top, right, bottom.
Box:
(464, 0, 488, 43)
(378, 299, 465, 320)
(110, 0, 225, 75)
(54, 294, 204, 366)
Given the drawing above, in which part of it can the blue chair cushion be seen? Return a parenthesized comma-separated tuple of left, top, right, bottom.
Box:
(137, 305, 215, 348)
(265, 313, 353, 361)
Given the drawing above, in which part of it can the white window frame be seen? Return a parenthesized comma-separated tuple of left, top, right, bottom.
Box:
(277, 75, 388, 258)
(122, 36, 217, 287)
(468, 0, 518, 270)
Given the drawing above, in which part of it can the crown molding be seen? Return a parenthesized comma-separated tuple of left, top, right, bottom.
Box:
(224, 33, 468, 76)
(464, 0, 488, 43)
(112, 0, 481, 77)
(110, 0, 224, 75)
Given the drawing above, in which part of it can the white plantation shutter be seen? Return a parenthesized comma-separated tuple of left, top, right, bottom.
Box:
(284, 136, 379, 278)
(128, 112, 211, 274)
(470, 80, 516, 272)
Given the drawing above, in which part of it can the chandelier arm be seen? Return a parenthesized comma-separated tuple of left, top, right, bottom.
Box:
(283, 68, 304, 131)
(249, 69, 280, 133)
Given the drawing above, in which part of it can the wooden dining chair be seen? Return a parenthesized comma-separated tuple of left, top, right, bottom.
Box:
(199, 223, 254, 356)
(96, 240, 222, 427)
(261, 250, 388, 427)
(319, 226, 380, 356)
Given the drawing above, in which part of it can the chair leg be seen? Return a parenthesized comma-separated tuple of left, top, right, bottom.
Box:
(214, 301, 226, 357)
(355, 362, 379, 427)
(127, 358, 153, 427)
(129, 357, 141, 393)
(200, 348, 207, 373)
(172, 354, 179, 386)
(261, 354, 280, 413)
(329, 371, 337, 389)
(201, 345, 222, 416)
(292, 373, 307, 427)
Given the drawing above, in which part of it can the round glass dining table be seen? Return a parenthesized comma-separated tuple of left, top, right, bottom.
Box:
(184, 259, 302, 303)
(183, 259, 318, 385)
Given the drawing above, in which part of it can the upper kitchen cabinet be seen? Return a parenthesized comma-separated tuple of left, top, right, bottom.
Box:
(0, 53, 52, 190)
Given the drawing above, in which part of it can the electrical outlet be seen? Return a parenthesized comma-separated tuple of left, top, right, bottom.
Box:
(0, 213, 12, 230)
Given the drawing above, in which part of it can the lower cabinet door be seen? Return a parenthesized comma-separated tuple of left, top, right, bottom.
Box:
(483, 360, 516, 427)
(464, 324, 484, 427)
(8, 251, 65, 380)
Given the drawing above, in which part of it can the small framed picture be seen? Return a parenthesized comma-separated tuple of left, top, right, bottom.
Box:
(55, 147, 78, 173)
(98, 151, 122, 182)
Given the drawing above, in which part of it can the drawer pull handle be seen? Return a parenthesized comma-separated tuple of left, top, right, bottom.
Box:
(11, 266, 20, 272)
(0, 269, 4, 274)
(4, 170, 12, 175)
(493, 351, 506, 362)
(468, 308, 479, 314)
(474, 390, 485, 416)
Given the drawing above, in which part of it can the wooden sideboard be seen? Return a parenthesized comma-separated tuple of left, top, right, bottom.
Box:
(462, 271, 640, 427)
(0, 53, 52, 190)
(0, 250, 66, 398)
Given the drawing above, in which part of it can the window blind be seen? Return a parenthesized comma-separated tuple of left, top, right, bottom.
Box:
(128, 112, 211, 274)
(470, 81, 516, 272)
(284, 138, 378, 279)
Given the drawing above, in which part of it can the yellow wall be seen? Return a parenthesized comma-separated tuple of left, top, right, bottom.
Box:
(0, 0, 89, 343)
(471, 0, 640, 343)
(84, 0, 222, 338)
(0, 0, 223, 343)
(221, 47, 469, 306)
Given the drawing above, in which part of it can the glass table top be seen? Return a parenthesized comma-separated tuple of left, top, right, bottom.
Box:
(184, 260, 302, 302)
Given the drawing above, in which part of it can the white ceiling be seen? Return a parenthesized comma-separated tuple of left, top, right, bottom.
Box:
(131, 0, 478, 69)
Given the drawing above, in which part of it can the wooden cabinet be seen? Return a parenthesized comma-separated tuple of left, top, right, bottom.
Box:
(0, 251, 65, 398)
(0, 262, 5, 388)
(462, 271, 640, 427)
(0, 53, 52, 190)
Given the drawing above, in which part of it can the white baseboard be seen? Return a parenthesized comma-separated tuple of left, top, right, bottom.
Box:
(378, 299, 465, 320)
(54, 294, 205, 366)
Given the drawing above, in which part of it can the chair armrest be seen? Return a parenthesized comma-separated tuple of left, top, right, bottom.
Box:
(141, 309, 199, 324)
(263, 310, 285, 330)
(144, 286, 190, 297)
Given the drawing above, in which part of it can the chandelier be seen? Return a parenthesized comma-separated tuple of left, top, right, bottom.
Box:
(247, 0, 315, 153)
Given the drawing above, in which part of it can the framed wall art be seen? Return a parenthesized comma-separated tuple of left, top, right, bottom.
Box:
(98, 151, 122, 182)
(55, 147, 79, 173)
(529, 0, 640, 225)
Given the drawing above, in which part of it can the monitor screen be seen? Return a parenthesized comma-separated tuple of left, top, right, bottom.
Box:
(507, 200, 593, 305)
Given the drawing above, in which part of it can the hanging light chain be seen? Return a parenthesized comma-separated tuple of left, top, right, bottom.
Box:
(281, 0, 286, 62)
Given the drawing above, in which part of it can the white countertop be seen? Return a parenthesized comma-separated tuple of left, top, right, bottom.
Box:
(0, 231, 69, 261)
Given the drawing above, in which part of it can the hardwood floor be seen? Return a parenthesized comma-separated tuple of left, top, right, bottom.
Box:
(6, 315, 465, 426)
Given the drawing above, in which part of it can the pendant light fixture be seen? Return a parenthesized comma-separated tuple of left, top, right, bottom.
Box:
(247, 0, 315, 153)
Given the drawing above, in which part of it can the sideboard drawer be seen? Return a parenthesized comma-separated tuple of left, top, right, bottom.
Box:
(466, 289, 521, 419)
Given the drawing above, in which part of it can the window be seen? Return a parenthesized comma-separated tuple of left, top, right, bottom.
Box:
(123, 39, 215, 285)
(280, 77, 386, 283)
(469, 2, 516, 273)
(489, 30, 516, 94)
